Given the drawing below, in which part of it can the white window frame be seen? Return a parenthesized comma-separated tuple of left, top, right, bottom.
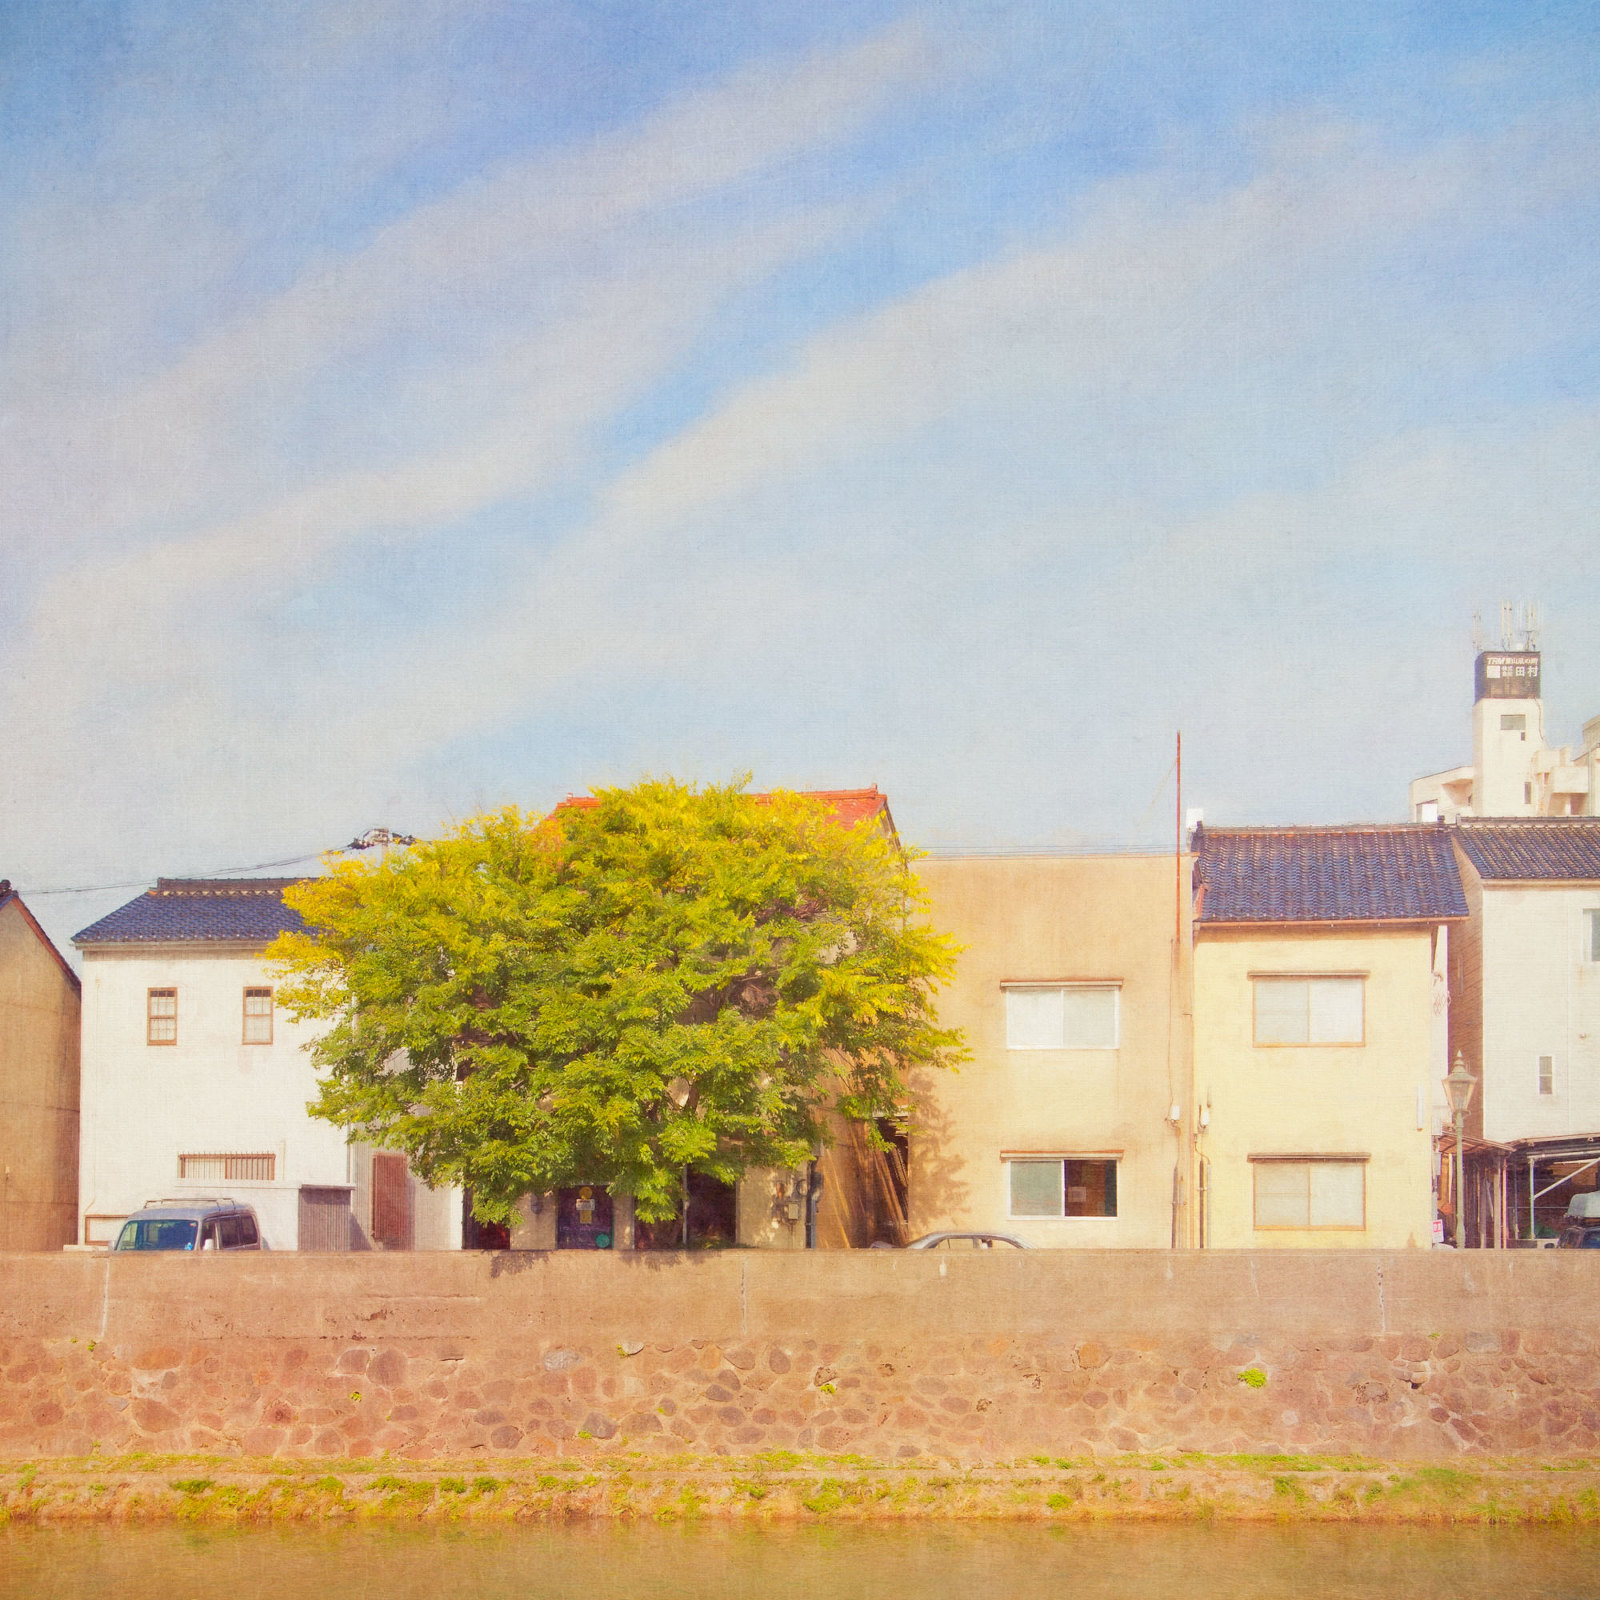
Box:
(1002, 982, 1121, 1050)
(1252, 974, 1365, 1047)
(1538, 1055, 1555, 1097)
(1586, 909, 1600, 964)
(1004, 1155, 1120, 1219)
(1250, 1156, 1367, 1230)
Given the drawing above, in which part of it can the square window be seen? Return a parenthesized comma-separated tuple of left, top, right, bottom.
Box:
(1252, 1160, 1365, 1229)
(147, 988, 177, 1045)
(1253, 976, 1364, 1046)
(1008, 1160, 1064, 1217)
(1004, 984, 1118, 1049)
(1007, 1158, 1117, 1218)
(243, 986, 274, 1044)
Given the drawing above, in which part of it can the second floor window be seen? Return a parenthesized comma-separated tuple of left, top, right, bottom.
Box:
(242, 987, 274, 1044)
(1253, 975, 1364, 1046)
(147, 988, 177, 1045)
(1004, 983, 1119, 1049)
(1587, 909, 1600, 963)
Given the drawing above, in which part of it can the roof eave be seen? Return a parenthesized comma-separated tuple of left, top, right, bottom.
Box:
(75, 937, 282, 954)
(1196, 914, 1466, 931)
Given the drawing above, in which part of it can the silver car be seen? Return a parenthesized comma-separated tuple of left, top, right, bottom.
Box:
(904, 1231, 1029, 1250)
(112, 1197, 263, 1252)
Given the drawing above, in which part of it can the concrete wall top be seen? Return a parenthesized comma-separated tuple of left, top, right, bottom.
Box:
(1, 1249, 1588, 1350)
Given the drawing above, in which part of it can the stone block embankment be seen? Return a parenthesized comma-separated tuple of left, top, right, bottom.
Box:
(0, 1250, 1594, 1461)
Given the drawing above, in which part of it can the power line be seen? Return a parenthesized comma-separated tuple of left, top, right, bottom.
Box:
(22, 849, 335, 897)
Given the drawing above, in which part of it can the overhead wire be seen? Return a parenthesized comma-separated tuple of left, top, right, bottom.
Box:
(21, 849, 337, 897)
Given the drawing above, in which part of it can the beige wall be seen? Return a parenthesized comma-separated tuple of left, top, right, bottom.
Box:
(1194, 927, 1438, 1250)
(911, 854, 1191, 1248)
(0, 899, 80, 1251)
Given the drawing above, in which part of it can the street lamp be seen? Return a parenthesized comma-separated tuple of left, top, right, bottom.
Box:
(1443, 1051, 1478, 1250)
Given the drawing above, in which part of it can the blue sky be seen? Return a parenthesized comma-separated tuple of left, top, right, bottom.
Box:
(4, 0, 1600, 953)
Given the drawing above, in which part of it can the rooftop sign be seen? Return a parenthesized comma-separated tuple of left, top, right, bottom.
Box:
(1475, 650, 1540, 702)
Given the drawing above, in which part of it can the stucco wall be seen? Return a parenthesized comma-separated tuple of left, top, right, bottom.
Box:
(0, 1250, 1598, 1462)
(911, 855, 1190, 1248)
(0, 900, 80, 1251)
(1472, 883, 1600, 1144)
(77, 946, 460, 1251)
(1193, 928, 1437, 1250)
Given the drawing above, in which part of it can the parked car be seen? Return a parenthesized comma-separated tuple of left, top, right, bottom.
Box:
(903, 1231, 1029, 1250)
(112, 1198, 263, 1252)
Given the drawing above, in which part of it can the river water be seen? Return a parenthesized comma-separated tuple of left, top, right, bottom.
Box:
(3, 1524, 1597, 1600)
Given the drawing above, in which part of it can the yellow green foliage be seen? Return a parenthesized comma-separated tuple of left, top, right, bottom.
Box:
(271, 779, 964, 1223)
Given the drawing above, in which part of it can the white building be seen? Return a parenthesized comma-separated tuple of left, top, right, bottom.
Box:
(73, 878, 462, 1251)
(1447, 820, 1600, 1241)
(1410, 647, 1600, 822)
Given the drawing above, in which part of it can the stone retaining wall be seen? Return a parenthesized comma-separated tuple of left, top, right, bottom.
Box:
(1, 1250, 1595, 1461)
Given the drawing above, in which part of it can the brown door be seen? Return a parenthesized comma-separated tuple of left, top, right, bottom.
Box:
(298, 1187, 352, 1252)
(371, 1154, 412, 1250)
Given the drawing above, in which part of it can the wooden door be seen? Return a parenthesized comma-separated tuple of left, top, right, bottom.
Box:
(371, 1154, 412, 1250)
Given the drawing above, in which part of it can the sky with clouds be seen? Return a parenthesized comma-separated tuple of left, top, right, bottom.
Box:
(4, 0, 1600, 954)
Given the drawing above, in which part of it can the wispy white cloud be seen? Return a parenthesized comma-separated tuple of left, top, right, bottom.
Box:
(8, 9, 1600, 961)
(1, 20, 934, 564)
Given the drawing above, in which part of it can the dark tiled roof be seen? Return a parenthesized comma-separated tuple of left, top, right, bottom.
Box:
(1194, 826, 1466, 924)
(1452, 819, 1600, 881)
(74, 878, 308, 946)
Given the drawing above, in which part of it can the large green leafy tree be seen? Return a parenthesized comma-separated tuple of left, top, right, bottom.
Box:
(270, 780, 964, 1225)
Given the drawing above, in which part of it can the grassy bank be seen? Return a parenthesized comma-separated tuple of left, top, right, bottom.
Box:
(5, 1454, 1600, 1527)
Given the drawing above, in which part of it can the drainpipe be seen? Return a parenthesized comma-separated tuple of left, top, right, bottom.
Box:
(804, 1160, 823, 1250)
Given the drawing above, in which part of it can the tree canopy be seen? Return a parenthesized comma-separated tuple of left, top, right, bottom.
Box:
(269, 779, 964, 1224)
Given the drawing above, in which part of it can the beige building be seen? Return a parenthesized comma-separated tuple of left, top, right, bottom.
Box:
(1191, 826, 1464, 1250)
(0, 882, 81, 1250)
(908, 853, 1192, 1248)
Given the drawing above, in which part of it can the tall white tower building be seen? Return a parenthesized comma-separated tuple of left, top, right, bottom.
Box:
(1410, 618, 1600, 821)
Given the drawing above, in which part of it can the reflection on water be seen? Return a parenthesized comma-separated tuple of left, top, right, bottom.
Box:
(4, 1523, 1599, 1600)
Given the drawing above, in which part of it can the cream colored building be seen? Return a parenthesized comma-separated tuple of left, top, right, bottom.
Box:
(908, 853, 1192, 1248)
(0, 884, 81, 1250)
(1191, 826, 1463, 1250)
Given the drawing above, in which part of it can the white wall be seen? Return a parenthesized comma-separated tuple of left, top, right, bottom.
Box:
(77, 946, 461, 1250)
(1480, 887, 1600, 1142)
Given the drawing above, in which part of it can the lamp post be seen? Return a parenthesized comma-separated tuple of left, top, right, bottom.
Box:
(1443, 1051, 1478, 1250)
